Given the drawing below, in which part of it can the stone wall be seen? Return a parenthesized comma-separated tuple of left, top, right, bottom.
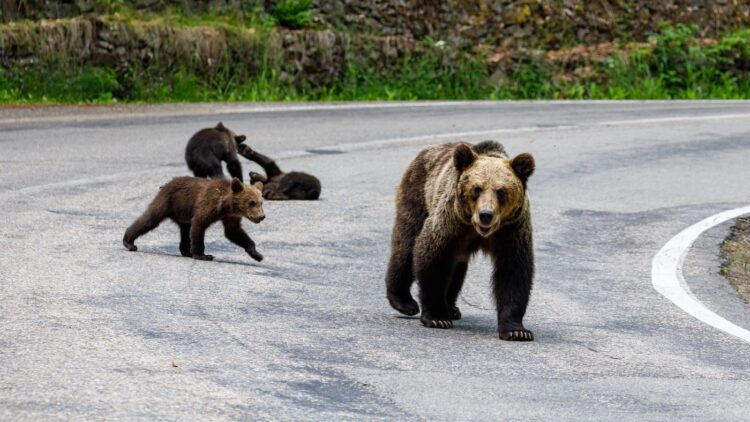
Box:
(2, 1, 750, 50)
(0, 15, 423, 90)
(314, 0, 750, 49)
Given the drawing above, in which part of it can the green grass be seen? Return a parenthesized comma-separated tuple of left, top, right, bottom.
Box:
(1, 23, 749, 104)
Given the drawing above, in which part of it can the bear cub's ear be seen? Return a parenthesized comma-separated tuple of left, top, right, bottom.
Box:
(235, 135, 247, 144)
(231, 177, 244, 193)
(454, 144, 476, 172)
(216, 122, 226, 130)
(510, 153, 535, 185)
(252, 181, 264, 191)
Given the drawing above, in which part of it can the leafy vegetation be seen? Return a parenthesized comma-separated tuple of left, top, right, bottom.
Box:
(1, 22, 749, 104)
(270, 0, 313, 30)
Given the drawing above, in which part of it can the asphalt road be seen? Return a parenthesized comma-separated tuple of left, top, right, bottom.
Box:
(1, 101, 750, 420)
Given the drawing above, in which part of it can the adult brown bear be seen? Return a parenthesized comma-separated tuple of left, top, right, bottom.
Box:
(385, 141, 536, 341)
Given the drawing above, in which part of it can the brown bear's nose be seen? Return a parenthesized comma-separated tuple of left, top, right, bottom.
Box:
(479, 211, 493, 225)
(259, 215, 265, 221)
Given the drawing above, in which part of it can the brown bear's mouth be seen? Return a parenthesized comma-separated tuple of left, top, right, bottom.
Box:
(476, 224, 492, 236)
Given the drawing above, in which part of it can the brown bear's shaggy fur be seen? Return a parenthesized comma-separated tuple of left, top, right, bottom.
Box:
(123, 177, 265, 261)
(239, 144, 321, 200)
(385, 141, 536, 341)
(185, 122, 247, 181)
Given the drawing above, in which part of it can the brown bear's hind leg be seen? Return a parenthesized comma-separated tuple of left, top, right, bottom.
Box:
(123, 205, 169, 252)
(446, 261, 468, 320)
(385, 217, 423, 316)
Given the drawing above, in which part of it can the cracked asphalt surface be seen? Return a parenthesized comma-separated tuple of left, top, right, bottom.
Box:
(1, 101, 750, 420)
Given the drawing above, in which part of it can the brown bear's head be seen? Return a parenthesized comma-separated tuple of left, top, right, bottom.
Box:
(454, 142, 534, 238)
(216, 121, 247, 145)
(230, 178, 265, 223)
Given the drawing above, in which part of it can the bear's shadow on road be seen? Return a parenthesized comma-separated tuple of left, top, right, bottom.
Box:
(391, 314, 500, 336)
(128, 249, 286, 277)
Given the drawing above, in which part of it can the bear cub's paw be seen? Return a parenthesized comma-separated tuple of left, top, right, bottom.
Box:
(420, 313, 453, 329)
(193, 254, 214, 261)
(387, 294, 420, 316)
(248, 249, 264, 262)
(499, 329, 534, 341)
(123, 240, 137, 252)
(449, 306, 462, 320)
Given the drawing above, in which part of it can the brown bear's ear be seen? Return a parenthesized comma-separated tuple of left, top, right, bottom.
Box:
(453, 144, 476, 173)
(216, 121, 226, 130)
(510, 153, 535, 186)
(252, 181, 264, 191)
(231, 177, 244, 193)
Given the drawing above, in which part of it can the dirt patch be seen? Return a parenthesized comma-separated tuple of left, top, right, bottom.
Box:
(721, 217, 750, 304)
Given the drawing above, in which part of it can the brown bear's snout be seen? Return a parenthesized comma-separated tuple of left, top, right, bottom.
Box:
(479, 211, 494, 225)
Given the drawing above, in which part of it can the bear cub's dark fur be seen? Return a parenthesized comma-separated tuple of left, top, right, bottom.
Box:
(123, 177, 266, 262)
(185, 122, 247, 181)
(239, 144, 321, 200)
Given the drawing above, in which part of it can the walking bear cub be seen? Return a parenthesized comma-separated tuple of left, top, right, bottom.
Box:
(385, 141, 536, 341)
(123, 177, 265, 262)
(239, 144, 321, 200)
(185, 122, 247, 181)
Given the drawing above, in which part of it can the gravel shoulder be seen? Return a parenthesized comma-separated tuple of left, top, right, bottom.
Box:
(722, 217, 750, 303)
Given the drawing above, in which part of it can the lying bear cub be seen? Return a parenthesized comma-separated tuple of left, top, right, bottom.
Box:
(385, 141, 536, 341)
(238, 144, 321, 200)
(123, 177, 265, 262)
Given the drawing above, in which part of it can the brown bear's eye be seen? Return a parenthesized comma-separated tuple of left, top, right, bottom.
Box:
(472, 186, 482, 198)
(248, 200, 256, 207)
(497, 189, 506, 203)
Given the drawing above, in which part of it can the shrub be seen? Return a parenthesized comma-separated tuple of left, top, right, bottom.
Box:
(271, 0, 312, 30)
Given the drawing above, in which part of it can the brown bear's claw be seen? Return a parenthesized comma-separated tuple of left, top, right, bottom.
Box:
(421, 317, 453, 329)
(193, 254, 214, 261)
(499, 329, 534, 341)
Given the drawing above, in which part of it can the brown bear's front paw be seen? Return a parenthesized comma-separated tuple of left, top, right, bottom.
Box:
(499, 329, 534, 341)
(420, 314, 453, 329)
(123, 240, 137, 251)
(249, 250, 263, 262)
(450, 306, 462, 320)
(192, 254, 214, 261)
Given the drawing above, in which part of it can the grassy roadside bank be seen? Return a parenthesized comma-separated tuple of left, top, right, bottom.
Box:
(1, 14, 749, 104)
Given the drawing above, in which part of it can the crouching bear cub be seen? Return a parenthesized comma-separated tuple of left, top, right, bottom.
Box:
(185, 122, 247, 181)
(123, 177, 265, 262)
(385, 141, 535, 341)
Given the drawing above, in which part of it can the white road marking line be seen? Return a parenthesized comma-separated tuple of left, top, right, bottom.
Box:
(652, 206, 750, 344)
